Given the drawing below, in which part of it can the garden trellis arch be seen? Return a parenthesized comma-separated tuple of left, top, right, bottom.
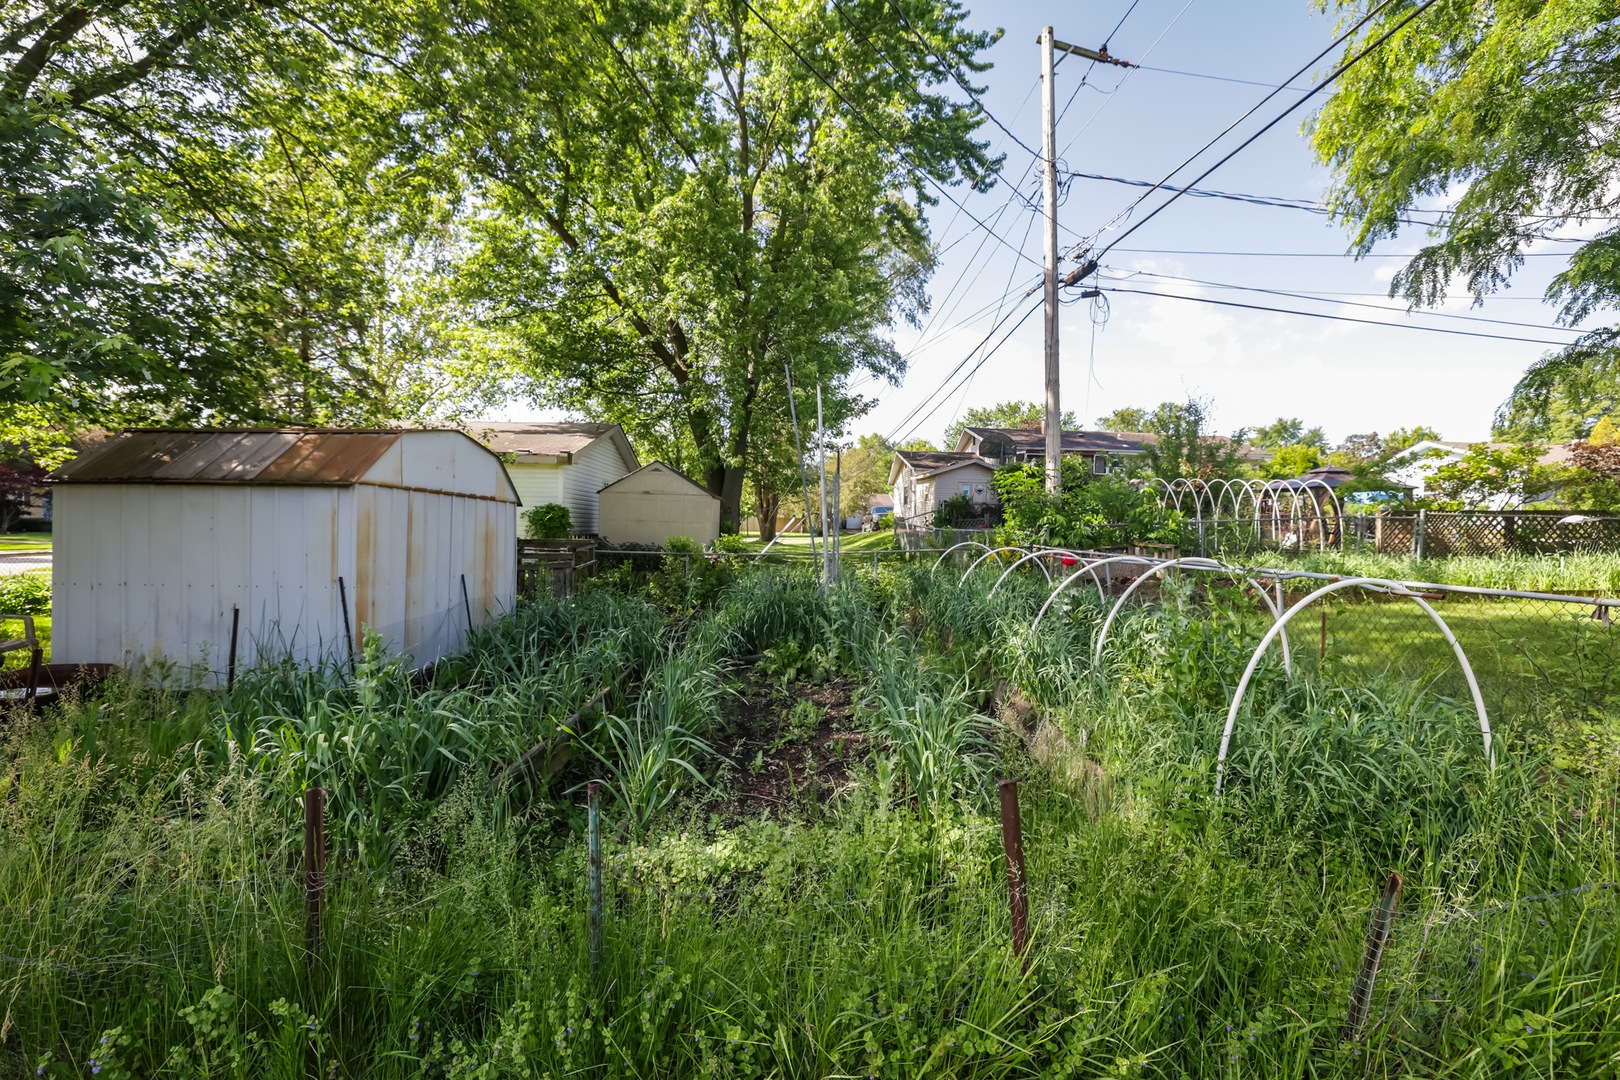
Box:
(1030, 555, 1163, 628)
(959, 547, 1051, 587)
(1151, 476, 1345, 551)
(1091, 557, 1293, 674)
(987, 549, 1084, 597)
(930, 541, 992, 575)
(1215, 577, 1495, 794)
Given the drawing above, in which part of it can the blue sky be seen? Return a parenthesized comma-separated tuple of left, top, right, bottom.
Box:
(858, 0, 1596, 449)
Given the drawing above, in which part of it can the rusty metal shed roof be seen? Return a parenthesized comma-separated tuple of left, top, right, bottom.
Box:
(50, 429, 403, 486)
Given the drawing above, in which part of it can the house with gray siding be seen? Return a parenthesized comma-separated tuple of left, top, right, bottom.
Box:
(469, 422, 640, 535)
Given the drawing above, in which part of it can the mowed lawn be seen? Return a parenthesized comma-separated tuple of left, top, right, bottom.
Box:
(1292, 594, 1619, 715)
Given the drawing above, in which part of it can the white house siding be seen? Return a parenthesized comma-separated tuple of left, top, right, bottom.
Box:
(508, 464, 565, 521)
(565, 438, 633, 534)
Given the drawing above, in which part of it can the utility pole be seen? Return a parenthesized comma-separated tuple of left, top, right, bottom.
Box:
(1041, 26, 1061, 494)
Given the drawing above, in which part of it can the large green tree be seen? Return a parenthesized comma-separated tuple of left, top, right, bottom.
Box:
(2, 0, 508, 431)
(423, 0, 999, 529)
(1313, 0, 1620, 440)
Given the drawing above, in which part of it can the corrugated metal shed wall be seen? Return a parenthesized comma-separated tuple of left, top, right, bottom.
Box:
(52, 431, 516, 681)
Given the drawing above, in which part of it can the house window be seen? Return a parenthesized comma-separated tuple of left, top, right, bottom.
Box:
(960, 483, 971, 498)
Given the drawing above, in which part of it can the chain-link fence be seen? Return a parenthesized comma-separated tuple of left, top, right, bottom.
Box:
(1366, 883, 1619, 1050)
(1174, 512, 1620, 560)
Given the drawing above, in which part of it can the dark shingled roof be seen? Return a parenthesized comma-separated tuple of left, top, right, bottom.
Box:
(960, 427, 1147, 456)
(894, 450, 989, 477)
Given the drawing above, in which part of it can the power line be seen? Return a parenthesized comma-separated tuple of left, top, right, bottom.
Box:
(1109, 246, 1579, 258)
(1101, 286, 1579, 346)
(1073, 0, 1403, 253)
(890, 299, 1045, 446)
(880, 0, 1040, 162)
(1094, 0, 1444, 259)
(1113, 269, 1587, 333)
(740, 0, 1042, 269)
(1056, 0, 1199, 160)
(1136, 64, 1312, 92)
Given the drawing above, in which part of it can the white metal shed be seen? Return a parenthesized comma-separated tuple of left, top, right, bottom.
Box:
(48, 428, 520, 680)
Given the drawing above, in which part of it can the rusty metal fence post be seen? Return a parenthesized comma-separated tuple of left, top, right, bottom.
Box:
(998, 778, 1029, 968)
(304, 787, 328, 962)
(587, 781, 603, 987)
(337, 576, 356, 677)
(226, 605, 240, 693)
(1343, 871, 1403, 1042)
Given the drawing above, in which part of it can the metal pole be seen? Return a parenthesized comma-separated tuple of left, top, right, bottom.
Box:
(587, 781, 603, 987)
(1343, 872, 1404, 1042)
(226, 605, 240, 693)
(831, 445, 842, 585)
(25, 646, 41, 704)
(1415, 508, 1428, 560)
(1041, 26, 1061, 495)
(782, 362, 822, 581)
(304, 787, 327, 962)
(461, 573, 475, 638)
(337, 576, 356, 677)
(817, 385, 830, 591)
(997, 778, 1029, 967)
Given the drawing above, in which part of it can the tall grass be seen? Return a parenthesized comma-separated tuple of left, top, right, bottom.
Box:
(2, 563, 1617, 1077)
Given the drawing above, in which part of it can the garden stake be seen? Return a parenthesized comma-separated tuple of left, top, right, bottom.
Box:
(1320, 608, 1328, 663)
(226, 605, 240, 692)
(304, 787, 328, 962)
(25, 646, 41, 703)
(1342, 871, 1403, 1042)
(337, 576, 356, 677)
(998, 778, 1029, 972)
(461, 573, 474, 638)
(587, 781, 603, 988)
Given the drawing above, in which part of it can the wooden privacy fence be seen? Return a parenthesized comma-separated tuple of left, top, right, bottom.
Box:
(517, 538, 597, 597)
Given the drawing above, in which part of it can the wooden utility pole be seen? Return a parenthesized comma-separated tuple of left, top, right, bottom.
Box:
(1041, 26, 1061, 494)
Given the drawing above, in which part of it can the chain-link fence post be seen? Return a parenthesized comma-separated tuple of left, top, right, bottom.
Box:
(587, 781, 603, 989)
(304, 787, 327, 962)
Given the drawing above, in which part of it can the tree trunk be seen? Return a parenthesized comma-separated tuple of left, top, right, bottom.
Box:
(756, 489, 780, 543)
(718, 464, 747, 534)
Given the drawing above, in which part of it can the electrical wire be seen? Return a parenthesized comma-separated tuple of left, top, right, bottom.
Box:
(1136, 64, 1312, 92)
(888, 299, 1046, 446)
(1071, 0, 1403, 254)
(1093, 0, 1445, 259)
(1055, 0, 1200, 160)
(880, 0, 1041, 162)
(1113, 269, 1588, 334)
(1101, 286, 1579, 345)
(1111, 247, 1578, 257)
(740, 0, 1042, 268)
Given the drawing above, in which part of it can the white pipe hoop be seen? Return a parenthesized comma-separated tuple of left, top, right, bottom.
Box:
(986, 549, 1066, 596)
(1215, 577, 1495, 794)
(1092, 558, 1293, 674)
(958, 546, 1036, 586)
(1030, 554, 1161, 629)
(930, 540, 992, 575)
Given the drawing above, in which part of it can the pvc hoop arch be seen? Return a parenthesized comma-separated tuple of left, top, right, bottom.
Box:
(1031, 554, 1162, 629)
(960, 547, 1049, 587)
(986, 549, 1080, 596)
(1092, 558, 1293, 675)
(930, 540, 992, 575)
(1215, 577, 1494, 794)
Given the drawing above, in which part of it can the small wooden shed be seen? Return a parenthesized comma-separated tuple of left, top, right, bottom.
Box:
(596, 462, 720, 547)
(48, 428, 519, 680)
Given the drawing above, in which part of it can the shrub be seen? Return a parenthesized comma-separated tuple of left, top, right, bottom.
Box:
(931, 492, 977, 527)
(522, 503, 572, 539)
(0, 573, 49, 615)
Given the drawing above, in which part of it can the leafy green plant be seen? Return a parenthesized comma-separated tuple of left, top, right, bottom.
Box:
(522, 503, 572, 539)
